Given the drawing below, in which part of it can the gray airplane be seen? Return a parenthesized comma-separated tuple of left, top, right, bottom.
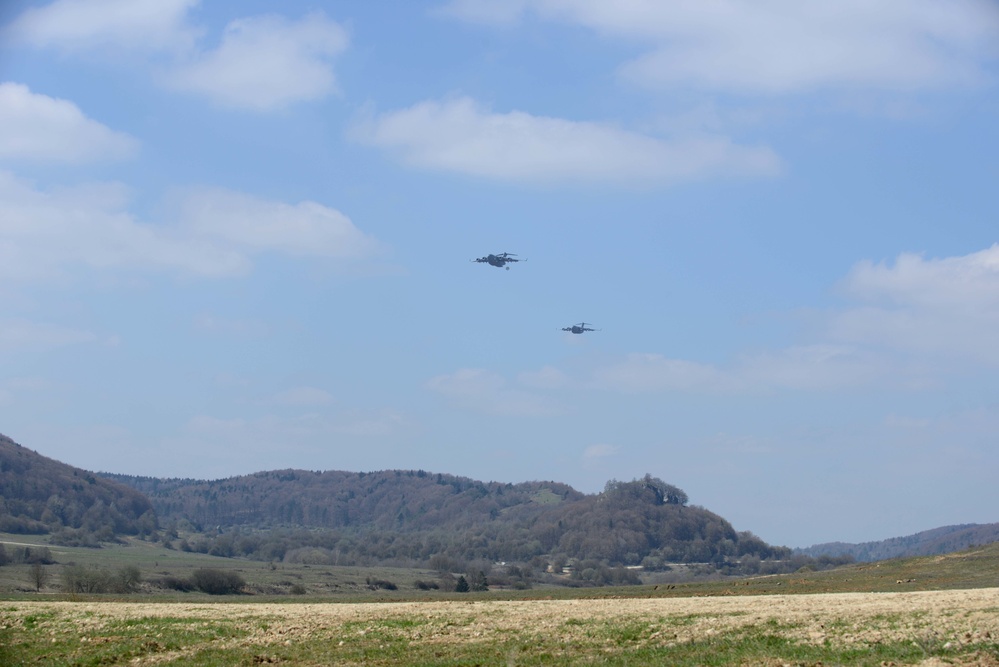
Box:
(562, 322, 599, 334)
(472, 252, 522, 270)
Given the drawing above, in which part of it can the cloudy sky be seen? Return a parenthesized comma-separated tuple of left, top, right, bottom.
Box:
(2, 0, 998, 548)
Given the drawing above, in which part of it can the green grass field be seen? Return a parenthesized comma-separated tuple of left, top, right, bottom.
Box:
(3, 589, 998, 665)
(2, 535, 998, 665)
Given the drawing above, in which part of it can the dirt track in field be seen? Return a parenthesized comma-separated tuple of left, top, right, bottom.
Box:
(6, 588, 999, 664)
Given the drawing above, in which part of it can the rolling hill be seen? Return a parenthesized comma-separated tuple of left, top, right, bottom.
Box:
(796, 522, 999, 562)
(5, 431, 995, 575)
(102, 469, 788, 568)
(0, 433, 155, 544)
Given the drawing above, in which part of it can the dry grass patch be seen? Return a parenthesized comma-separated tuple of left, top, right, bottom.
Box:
(3, 588, 999, 665)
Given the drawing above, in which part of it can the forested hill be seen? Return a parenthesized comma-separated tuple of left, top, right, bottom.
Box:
(797, 523, 999, 562)
(0, 433, 155, 544)
(101, 469, 585, 531)
(103, 470, 790, 567)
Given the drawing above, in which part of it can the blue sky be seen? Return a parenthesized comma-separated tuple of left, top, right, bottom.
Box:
(1, 0, 998, 548)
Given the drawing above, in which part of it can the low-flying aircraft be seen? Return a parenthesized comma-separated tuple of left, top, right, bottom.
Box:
(562, 322, 599, 334)
(472, 252, 522, 270)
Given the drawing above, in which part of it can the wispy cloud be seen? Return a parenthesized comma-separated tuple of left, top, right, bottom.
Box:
(7, 1, 349, 112)
(591, 346, 884, 394)
(0, 83, 138, 163)
(5, 0, 201, 54)
(193, 315, 270, 338)
(166, 12, 348, 111)
(592, 243, 999, 394)
(0, 377, 57, 406)
(829, 244, 999, 366)
(441, 0, 999, 94)
(582, 443, 619, 461)
(352, 96, 779, 186)
(270, 386, 336, 407)
(0, 172, 246, 281)
(592, 354, 737, 394)
(154, 409, 410, 475)
(174, 186, 379, 260)
(0, 318, 101, 351)
(0, 174, 379, 283)
(518, 365, 568, 389)
(427, 367, 566, 416)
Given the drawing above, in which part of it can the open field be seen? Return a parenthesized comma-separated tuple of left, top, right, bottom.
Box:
(4, 535, 999, 602)
(3, 588, 999, 665)
(0, 534, 445, 600)
(3, 537, 999, 663)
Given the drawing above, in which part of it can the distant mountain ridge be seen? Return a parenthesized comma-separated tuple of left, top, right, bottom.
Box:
(796, 523, 999, 562)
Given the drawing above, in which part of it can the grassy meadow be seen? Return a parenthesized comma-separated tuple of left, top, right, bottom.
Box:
(2, 534, 998, 665)
(4, 533, 999, 601)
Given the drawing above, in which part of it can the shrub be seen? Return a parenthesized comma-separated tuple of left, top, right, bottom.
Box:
(468, 570, 488, 591)
(153, 575, 194, 592)
(118, 565, 142, 591)
(365, 577, 398, 590)
(29, 547, 54, 564)
(190, 568, 245, 595)
(62, 565, 142, 594)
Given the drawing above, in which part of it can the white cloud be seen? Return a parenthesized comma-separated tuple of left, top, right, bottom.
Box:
(591, 243, 999, 395)
(193, 314, 270, 338)
(517, 365, 568, 389)
(271, 387, 336, 407)
(427, 367, 504, 396)
(332, 408, 407, 437)
(582, 443, 619, 461)
(175, 187, 378, 259)
(4, 377, 53, 391)
(6, 0, 200, 54)
(18, 410, 409, 478)
(435, 0, 531, 25)
(0, 172, 247, 281)
(703, 433, 776, 456)
(427, 368, 565, 416)
(166, 12, 348, 111)
(828, 245, 999, 366)
(0, 377, 60, 407)
(352, 97, 779, 185)
(736, 344, 888, 391)
(0, 318, 100, 351)
(0, 83, 138, 163)
(8, 3, 348, 111)
(591, 345, 889, 394)
(173, 409, 407, 465)
(0, 173, 378, 283)
(840, 245, 999, 308)
(593, 353, 737, 393)
(441, 0, 999, 94)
